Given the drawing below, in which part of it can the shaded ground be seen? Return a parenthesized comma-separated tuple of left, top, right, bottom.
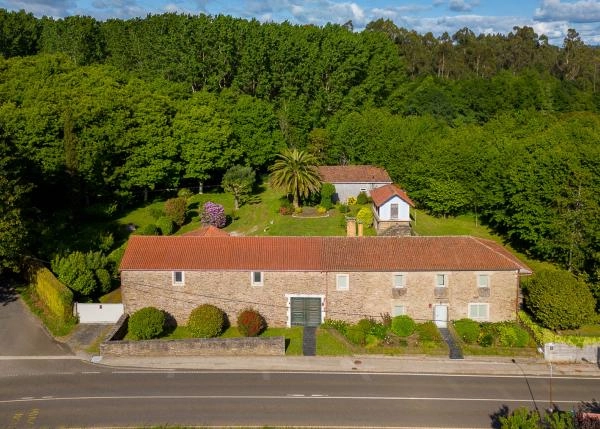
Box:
(60, 324, 112, 356)
(0, 282, 70, 356)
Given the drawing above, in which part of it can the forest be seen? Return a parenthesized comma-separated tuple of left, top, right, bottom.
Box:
(0, 9, 599, 295)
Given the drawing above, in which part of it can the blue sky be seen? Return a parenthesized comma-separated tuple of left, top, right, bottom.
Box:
(1, 0, 600, 45)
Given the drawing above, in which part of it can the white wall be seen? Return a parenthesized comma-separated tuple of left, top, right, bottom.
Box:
(377, 196, 411, 221)
(333, 183, 387, 203)
(75, 303, 124, 324)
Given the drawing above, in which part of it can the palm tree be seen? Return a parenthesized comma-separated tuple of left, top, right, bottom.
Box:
(269, 148, 321, 209)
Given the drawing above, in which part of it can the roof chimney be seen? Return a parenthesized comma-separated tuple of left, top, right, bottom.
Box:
(357, 222, 364, 237)
(346, 217, 356, 237)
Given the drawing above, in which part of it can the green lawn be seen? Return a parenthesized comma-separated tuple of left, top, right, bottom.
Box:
(559, 324, 600, 337)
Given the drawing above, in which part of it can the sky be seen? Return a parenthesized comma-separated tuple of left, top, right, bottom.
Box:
(1, 0, 600, 45)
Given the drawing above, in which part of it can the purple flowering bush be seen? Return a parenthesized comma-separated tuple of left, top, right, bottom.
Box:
(201, 201, 226, 228)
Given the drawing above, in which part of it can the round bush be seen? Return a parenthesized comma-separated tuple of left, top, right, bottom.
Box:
(156, 216, 175, 235)
(128, 306, 165, 340)
(391, 315, 416, 337)
(138, 223, 159, 235)
(356, 191, 369, 205)
(237, 308, 266, 337)
(525, 269, 596, 330)
(453, 318, 481, 344)
(416, 321, 441, 341)
(188, 304, 226, 338)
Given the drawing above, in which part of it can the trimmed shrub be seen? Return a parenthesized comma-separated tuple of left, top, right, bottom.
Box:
(52, 251, 111, 298)
(356, 191, 369, 205)
(347, 196, 356, 205)
(95, 268, 112, 294)
(337, 203, 349, 214)
(128, 306, 165, 340)
(156, 216, 175, 235)
(188, 304, 226, 338)
(525, 269, 596, 330)
(164, 197, 187, 226)
(316, 205, 327, 214)
(497, 323, 531, 347)
(138, 223, 159, 235)
(320, 182, 335, 210)
(416, 321, 441, 341)
(453, 318, 481, 344)
(391, 315, 416, 337)
(237, 308, 266, 337)
(28, 263, 74, 322)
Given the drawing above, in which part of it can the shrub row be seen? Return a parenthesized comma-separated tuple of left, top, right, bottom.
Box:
(453, 318, 531, 348)
(127, 305, 267, 340)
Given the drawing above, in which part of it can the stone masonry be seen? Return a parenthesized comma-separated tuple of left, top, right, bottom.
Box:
(121, 269, 520, 327)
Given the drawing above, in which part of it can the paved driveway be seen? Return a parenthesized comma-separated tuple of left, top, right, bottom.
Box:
(0, 283, 71, 356)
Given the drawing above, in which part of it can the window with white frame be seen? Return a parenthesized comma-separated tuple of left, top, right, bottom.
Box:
(392, 305, 406, 316)
(436, 274, 447, 287)
(478, 274, 490, 288)
(336, 274, 349, 291)
(392, 273, 405, 288)
(468, 303, 489, 321)
(172, 271, 185, 286)
(251, 271, 264, 286)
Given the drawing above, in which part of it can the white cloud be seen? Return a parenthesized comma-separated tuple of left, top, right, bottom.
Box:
(535, 0, 600, 23)
(0, 0, 76, 17)
(449, 0, 473, 12)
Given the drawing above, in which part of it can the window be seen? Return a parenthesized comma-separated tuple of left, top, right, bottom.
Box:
(478, 274, 490, 288)
(392, 305, 406, 316)
(336, 274, 349, 291)
(436, 274, 447, 287)
(251, 271, 263, 286)
(390, 203, 399, 220)
(393, 273, 405, 288)
(172, 271, 185, 286)
(468, 303, 489, 321)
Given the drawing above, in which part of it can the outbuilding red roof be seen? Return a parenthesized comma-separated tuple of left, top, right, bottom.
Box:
(370, 184, 414, 207)
(182, 225, 230, 237)
(120, 236, 531, 274)
(318, 165, 392, 184)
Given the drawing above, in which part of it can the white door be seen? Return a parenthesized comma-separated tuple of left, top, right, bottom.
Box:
(433, 305, 448, 328)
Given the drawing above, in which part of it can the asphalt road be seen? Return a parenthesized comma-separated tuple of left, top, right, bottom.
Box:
(0, 368, 597, 428)
(0, 285, 70, 356)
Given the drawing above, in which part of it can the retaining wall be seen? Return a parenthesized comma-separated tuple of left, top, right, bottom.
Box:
(100, 314, 285, 357)
(544, 342, 600, 364)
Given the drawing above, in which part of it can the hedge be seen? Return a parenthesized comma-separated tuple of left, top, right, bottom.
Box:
(519, 311, 600, 348)
(30, 263, 73, 322)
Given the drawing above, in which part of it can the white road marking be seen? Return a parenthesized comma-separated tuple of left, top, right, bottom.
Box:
(0, 394, 582, 404)
(0, 356, 80, 360)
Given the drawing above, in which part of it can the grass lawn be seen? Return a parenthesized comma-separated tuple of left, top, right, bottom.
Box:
(559, 324, 600, 337)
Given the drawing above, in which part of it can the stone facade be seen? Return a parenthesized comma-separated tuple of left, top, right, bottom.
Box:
(121, 269, 520, 327)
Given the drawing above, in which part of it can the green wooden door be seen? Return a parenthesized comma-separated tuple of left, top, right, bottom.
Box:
(290, 297, 322, 327)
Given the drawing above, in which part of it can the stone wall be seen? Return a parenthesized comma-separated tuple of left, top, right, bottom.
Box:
(544, 342, 600, 364)
(101, 335, 285, 357)
(122, 268, 520, 327)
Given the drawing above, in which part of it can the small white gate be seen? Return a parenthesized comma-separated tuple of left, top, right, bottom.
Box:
(75, 303, 124, 324)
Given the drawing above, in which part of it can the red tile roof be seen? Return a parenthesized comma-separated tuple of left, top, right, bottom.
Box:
(120, 236, 531, 274)
(318, 165, 392, 184)
(182, 225, 230, 237)
(370, 184, 414, 207)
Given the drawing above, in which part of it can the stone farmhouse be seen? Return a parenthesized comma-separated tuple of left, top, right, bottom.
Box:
(317, 165, 392, 203)
(120, 235, 531, 328)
